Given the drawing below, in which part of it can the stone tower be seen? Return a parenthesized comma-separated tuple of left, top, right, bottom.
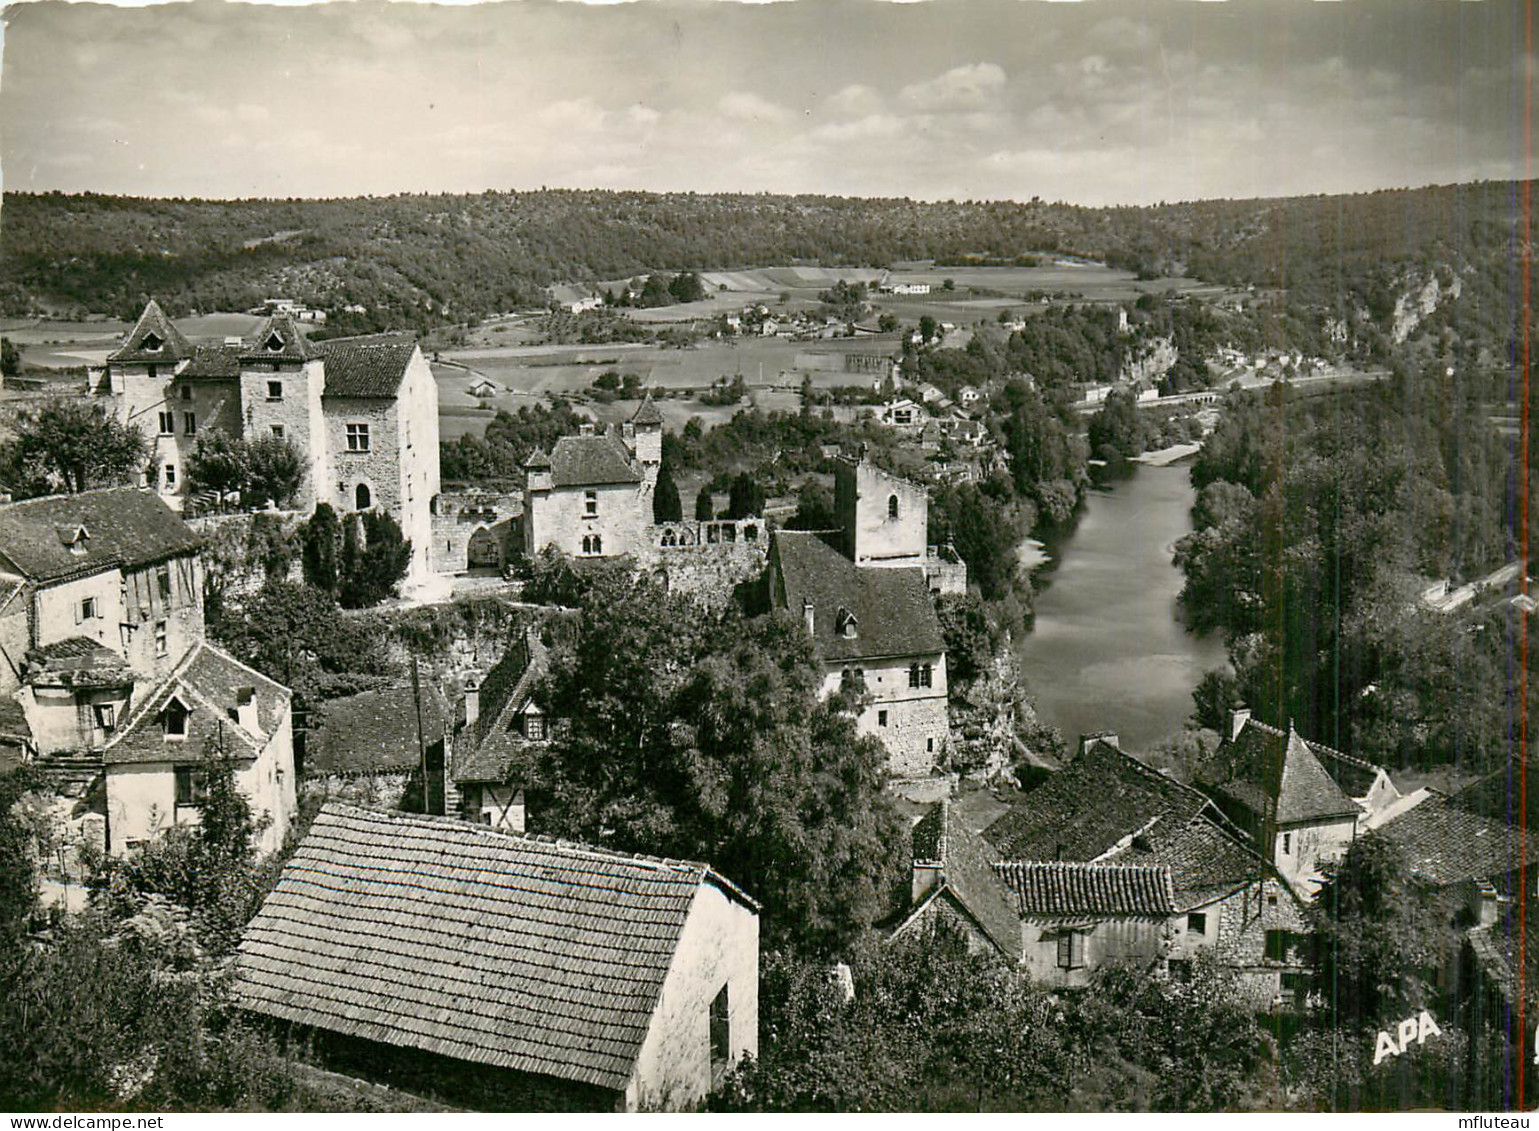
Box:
(833, 451, 929, 568)
(237, 314, 329, 510)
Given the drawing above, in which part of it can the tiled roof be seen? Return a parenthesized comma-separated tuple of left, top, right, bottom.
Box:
(1200, 720, 1360, 825)
(103, 642, 290, 766)
(235, 803, 755, 1092)
(181, 343, 243, 379)
(306, 684, 452, 777)
(319, 333, 419, 399)
(24, 636, 132, 688)
(107, 299, 195, 364)
(1375, 793, 1538, 888)
(925, 803, 1024, 958)
(1307, 743, 1385, 799)
(452, 628, 548, 784)
(770, 530, 944, 662)
(982, 740, 1212, 862)
(1116, 814, 1266, 911)
(241, 314, 318, 363)
(992, 861, 1177, 918)
(629, 395, 663, 426)
(547, 431, 643, 488)
(0, 488, 201, 583)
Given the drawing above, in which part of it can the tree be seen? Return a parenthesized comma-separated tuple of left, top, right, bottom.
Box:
(243, 435, 306, 508)
(300, 502, 342, 593)
(653, 462, 683, 523)
(668, 272, 706, 304)
(695, 484, 715, 521)
(786, 481, 836, 530)
(726, 470, 764, 519)
(1087, 387, 1149, 460)
(531, 578, 906, 952)
(0, 337, 21, 378)
(338, 510, 413, 608)
(185, 429, 246, 497)
(935, 593, 995, 685)
(918, 316, 938, 343)
(3, 401, 148, 495)
(877, 313, 899, 333)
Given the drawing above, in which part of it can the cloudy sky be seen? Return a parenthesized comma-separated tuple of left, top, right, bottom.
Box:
(0, 0, 1529, 206)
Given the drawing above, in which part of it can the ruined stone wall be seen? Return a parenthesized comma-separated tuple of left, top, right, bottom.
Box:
(637, 520, 768, 606)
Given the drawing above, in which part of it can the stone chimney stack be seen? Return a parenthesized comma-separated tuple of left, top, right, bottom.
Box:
(463, 678, 481, 729)
(1079, 731, 1119, 757)
(1227, 707, 1253, 742)
(802, 598, 816, 636)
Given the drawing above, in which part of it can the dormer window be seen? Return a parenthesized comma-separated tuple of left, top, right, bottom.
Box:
(163, 696, 189, 739)
(265, 332, 285, 352)
(142, 332, 163, 353)
(836, 607, 858, 639)
(59, 524, 90, 556)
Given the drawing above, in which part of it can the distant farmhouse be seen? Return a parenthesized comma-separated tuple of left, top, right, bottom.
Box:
(237, 803, 759, 1111)
(0, 488, 296, 869)
(768, 455, 966, 776)
(90, 300, 441, 583)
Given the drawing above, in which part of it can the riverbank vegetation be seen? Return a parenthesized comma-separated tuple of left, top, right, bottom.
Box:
(1174, 371, 1522, 770)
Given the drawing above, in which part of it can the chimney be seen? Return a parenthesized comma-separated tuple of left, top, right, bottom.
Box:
(802, 598, 816, 636)
(1227, 707, 1252, 742)
(1472, 880, 1500, 927)
(463, 678, 481, 729)
(234, 687, 259, 735)
(578, 421, 596, 437)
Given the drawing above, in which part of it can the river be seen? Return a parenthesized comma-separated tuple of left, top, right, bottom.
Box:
(1017, 461, 1229, 753)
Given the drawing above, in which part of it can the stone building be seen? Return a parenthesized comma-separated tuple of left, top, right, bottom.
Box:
(766, 455, 965, 775)
(302, 684, 453, 814)
(1196, 714, 1361, 897)
(237, 803, 759, 1111)
(522, 399, 661, 561)
(430, 491, 520, 575)
(0, 488, 295, 866)
(91, 300, 441, 583)
(450, 625, 549, 830)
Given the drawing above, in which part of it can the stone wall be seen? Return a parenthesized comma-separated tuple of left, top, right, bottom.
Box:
(241, 359, 329, 511)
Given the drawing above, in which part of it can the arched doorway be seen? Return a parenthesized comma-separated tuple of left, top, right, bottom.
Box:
(355, 483, 372, 511)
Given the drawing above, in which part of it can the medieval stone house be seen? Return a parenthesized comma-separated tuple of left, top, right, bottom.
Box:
(237, 803, 759, 1111)
(0, 488, 295, 866)
(91, 300, 441, 583)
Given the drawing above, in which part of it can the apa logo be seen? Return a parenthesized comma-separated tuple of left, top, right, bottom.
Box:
(1373, 1011, 1443, 1065)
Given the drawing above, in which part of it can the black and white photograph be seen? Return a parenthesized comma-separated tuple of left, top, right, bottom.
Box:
(0, 0, 1533, 1115)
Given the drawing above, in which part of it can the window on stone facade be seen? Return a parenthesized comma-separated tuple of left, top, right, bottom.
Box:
(709, 985, 731, 1085)
(922, 663, 933, 688)
(270, 425, 285, 439)
(355, 483, 372, 511)
(1186, 912, 1207, 935)
(347, 423, 371, 452)
(525, 713, 545, 741)
(120, 624, 135, 651)
(157, 564, 172, 602)
(180, 386, 192, 401)
(158, 411, 174, 435)
(79, 596, 97, 622)
(888, 494, 899, 519)
(163, 464, 176, 489)
(146, 365, 159, 381)
(878, 710, 888, 727)
(174, 766, 208, 806)
(267, 380, 283, 401)
(94, 704, 116, 733)
(909, 663, 921, 688)
(927, 737, 935, 753)
(1057, 930, 1086, 969)
(155, 620, 168, 657)
(584, 490, 598, 517)
(1282, 832, 1291, 856)
(183, 412, 196, 435)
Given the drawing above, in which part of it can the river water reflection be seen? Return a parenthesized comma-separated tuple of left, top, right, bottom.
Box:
(1016, 461, 1229, 753)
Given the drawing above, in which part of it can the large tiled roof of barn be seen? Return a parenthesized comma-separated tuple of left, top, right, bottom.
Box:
(104, 641, 289, 766)
(992, 860, 1176, 918)
(770, 530, 943, 662)
(307, 684, 452, 776)
(548, 431, 643, 488)
(318, 333, 419, 398)
(981, 740, 1211, 862)
(0, 488, 202, 583)
(235, 803, 753, 1093)
(1200, 721, 1360, 825)
(107, 299, 195, 363)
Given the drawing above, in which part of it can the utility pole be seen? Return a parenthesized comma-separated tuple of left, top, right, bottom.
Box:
(410, 654, 431, 814)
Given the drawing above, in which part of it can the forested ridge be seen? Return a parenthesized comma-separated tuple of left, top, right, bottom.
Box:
(1, 181, 1531, 341)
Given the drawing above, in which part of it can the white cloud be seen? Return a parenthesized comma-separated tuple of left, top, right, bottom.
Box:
(811, 113, 907, 143)
(900, 62, 1006, 111)
(825, 84, 885, 117)
(718, 91, 793, 125)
